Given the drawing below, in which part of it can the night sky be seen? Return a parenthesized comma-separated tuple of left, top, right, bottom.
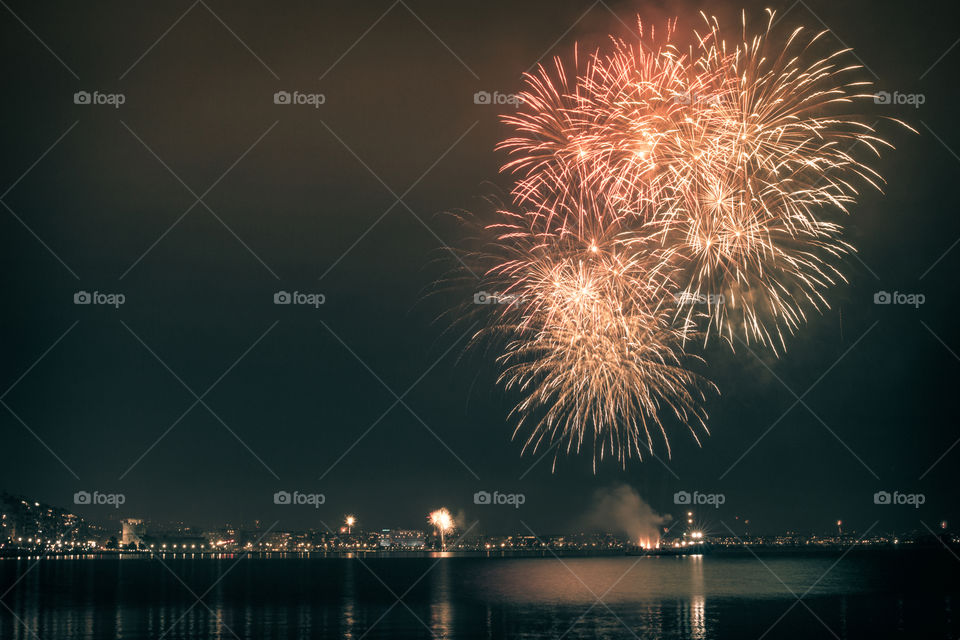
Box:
(1, 0, 958, 537)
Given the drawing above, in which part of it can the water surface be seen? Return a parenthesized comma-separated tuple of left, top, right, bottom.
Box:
(1, 550, 956, 639)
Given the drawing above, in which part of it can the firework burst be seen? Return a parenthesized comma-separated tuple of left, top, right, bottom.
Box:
(457, 10, 906, 468)
(645, 10, 900, 351)
(497, 256, 714, 470)
(429, 508, 454, 550)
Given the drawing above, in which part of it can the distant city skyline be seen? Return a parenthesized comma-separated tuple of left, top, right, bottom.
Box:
(2, 489, 951, 546)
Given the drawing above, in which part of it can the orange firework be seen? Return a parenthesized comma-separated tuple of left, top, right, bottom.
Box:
(497, 254, 714, 470)
(429, 508, 454, 550)
(645, 10, 907, 351)
(499, 22, 689, 223)
(474, 187, 714, 469)
(458, 10, 907, 468)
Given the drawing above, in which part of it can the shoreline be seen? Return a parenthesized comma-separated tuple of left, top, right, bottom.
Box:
(2, 544, 956, 560)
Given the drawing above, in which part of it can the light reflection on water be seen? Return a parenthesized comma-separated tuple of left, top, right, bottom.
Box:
(0, 553, 957, 639)
(341, 559, 356, 640)
(470, 554, 862, 603)
(689, 555, 706, 640)
(430, 559, 453, 639)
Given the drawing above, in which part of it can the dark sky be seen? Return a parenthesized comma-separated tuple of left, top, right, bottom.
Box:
(1, 0, 958, 537)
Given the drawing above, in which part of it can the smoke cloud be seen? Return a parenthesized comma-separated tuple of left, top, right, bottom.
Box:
(583, 484, 671, 543)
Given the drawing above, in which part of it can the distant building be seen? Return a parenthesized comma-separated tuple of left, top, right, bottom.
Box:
(378, 529, 425, 549)
(1, 492, 88, 544)
(121, 519, 146, 547)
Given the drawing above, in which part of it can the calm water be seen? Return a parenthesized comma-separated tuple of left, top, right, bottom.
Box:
(1, 550, 957, 639)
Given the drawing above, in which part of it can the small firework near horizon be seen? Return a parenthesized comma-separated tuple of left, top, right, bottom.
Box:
(429, 508, 455, 550)
(459, 9, 912, 470)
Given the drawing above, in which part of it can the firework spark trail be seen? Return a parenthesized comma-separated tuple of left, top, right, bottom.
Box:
(461, 10, 907, 468)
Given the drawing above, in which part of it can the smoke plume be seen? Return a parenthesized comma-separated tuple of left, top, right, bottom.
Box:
(583, 484, 671, 544)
